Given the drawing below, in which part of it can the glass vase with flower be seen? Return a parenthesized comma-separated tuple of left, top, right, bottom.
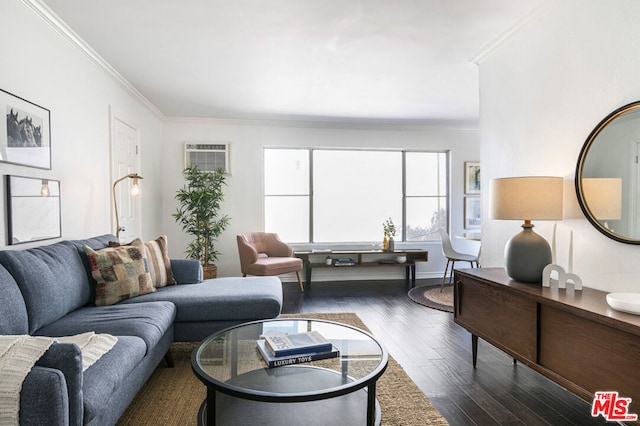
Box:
(383, 218, 397, 252)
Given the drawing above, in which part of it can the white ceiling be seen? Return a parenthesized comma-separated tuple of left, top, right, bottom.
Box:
(41, 0, 542, 125)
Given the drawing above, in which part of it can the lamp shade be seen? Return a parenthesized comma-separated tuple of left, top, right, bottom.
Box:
(490, 176, 563, 221)
(582, 178, 622, 221)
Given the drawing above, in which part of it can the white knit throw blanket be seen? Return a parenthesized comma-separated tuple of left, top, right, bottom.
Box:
(0, 332, 118, 426)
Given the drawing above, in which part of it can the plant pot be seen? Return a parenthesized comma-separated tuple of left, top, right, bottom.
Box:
(202, 264, 218, 280)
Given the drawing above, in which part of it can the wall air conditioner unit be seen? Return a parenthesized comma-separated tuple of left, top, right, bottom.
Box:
(184, 142, 230, 174)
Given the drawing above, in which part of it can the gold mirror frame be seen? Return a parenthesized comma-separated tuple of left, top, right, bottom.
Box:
(575, 100, 640, 244)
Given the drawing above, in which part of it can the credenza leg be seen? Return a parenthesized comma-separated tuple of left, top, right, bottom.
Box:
(472, 334, 478, 368)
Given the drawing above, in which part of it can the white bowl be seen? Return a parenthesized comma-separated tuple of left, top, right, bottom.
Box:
(606, 292, 640, 315)
(396, 255, 407, 264)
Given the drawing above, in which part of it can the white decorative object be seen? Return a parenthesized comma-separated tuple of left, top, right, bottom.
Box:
(606, 293, 640, 315)
(396, 255, 407, 264)
(542, 264, 583, 290)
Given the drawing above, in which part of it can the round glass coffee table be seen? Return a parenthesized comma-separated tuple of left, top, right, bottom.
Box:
(191, 318, 388, 426)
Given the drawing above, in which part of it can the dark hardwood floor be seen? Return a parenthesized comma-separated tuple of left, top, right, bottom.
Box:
(281, 278, 608, 426)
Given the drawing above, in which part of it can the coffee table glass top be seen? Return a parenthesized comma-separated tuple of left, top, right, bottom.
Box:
(192, 318, 388, 401)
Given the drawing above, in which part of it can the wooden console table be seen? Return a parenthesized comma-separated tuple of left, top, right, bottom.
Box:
(454, 268, 640, 419)
(294, 249, 428, 288)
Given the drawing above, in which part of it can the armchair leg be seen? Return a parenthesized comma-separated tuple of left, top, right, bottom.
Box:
(296, 271, 304, 292)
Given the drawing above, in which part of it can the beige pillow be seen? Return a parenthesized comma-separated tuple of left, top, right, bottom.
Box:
(84, 239, 155, 306)
(144, 235, 177, 288)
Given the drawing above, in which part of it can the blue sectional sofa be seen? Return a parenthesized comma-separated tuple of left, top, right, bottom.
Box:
(0, 234, 283, 426)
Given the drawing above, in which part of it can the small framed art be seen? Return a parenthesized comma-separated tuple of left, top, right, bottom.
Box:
(1, 89, 51, 169)
(6, 175, 61, 245)
(464, 161, 480, 195)
(464, 196, 481, 229)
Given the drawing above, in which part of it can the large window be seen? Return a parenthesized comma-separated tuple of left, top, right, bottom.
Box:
(264, 148, 448, 243)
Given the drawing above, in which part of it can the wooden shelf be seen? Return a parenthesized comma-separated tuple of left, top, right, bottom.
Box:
(294, 249, 428, 288)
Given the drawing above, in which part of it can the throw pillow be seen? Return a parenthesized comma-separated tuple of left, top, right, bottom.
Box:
(84, 240, 155, 306)
(144, 235, 177, 288)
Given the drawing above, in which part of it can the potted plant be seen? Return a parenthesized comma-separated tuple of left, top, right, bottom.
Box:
(173, 166, 230, 279)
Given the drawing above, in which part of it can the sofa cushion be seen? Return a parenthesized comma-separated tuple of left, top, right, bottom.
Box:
(144, 235, 177, 288)
(170, 258, 202, 284)
(81, 335, 146, 424)
(84, 240, 155, 306)
(0, 241, 92, 334)
(119, 276, 283, 322)
(34, 301, 175, 351)
(0, 264, 28, 335)
(69, 234, 118, 300)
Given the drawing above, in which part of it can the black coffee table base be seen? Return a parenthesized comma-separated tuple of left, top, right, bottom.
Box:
(198, 389, 381, 426)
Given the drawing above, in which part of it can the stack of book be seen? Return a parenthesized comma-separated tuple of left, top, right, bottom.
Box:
(257, 330, 340, 368)
(333, 257, 355, 266)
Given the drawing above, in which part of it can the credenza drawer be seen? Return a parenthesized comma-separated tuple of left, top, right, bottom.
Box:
(539, 305, 640, 404)
(455, 276, 537, 362)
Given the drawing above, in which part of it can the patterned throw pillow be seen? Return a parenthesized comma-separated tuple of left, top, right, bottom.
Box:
(84, 239, 155, 306)
(144, 235, 177, 288)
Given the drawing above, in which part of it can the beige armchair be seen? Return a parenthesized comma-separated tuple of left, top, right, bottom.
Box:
(237, 232, 304, 292)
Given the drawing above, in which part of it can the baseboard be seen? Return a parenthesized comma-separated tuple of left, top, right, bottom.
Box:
(278, 271, 442, 282)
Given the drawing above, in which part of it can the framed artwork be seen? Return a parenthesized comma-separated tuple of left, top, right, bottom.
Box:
(6, 175, 61, 245)
(464, 196, 481, 229)
(464, 161, 480, 195)
(1, 89, 51, 169)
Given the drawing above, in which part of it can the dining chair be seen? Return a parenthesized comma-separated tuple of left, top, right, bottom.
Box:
(439, 228, 479, 291)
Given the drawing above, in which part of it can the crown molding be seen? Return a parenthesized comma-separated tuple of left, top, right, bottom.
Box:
(469, 0, 555, 65)
(165, 115, 479, 132)
(21, 0, 166, 120)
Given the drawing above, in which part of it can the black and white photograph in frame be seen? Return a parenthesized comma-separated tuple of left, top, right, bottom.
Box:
(464, 196, 481, 229)
(1, 89, 51, 169)
(6, 175, 61, 245)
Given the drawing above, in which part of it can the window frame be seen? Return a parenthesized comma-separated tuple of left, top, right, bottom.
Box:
(264, 147, 449, 244)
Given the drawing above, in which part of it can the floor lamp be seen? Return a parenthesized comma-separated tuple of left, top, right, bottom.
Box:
(113, 173, 143, 240)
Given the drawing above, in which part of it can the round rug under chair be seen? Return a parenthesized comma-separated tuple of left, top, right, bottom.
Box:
(407, 284, 453, 313)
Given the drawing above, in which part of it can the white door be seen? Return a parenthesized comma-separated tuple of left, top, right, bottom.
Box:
(111, 112, 142, 242)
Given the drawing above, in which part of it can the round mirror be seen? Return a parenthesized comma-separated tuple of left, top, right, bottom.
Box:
(576, 100, 640, 244)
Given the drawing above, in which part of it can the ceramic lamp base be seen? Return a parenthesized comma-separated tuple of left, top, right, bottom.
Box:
(504, 224, 551, 283)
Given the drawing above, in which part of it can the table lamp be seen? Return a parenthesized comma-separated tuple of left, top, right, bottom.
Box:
(581, 178, 622, 231)
(490, 176, 563, 283)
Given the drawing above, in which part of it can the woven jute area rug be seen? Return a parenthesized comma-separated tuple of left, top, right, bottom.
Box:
(408, 285, 454, 313)
(117, 312, 448, 425)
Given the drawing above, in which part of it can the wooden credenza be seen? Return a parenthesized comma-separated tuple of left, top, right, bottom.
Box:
(454, 268, 640, 418)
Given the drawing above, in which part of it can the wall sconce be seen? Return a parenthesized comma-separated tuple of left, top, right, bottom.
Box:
(112, 173, 143, 239)
(490, 176, 563, 283)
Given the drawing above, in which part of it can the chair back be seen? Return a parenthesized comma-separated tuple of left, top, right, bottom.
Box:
(438, 228, 457, 258)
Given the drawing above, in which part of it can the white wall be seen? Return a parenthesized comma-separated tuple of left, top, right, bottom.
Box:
(163, 119, 480, 279)
(0, 1, 164, 249)
(3, 0, 480, 284)
(479, 0, 640, 291)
